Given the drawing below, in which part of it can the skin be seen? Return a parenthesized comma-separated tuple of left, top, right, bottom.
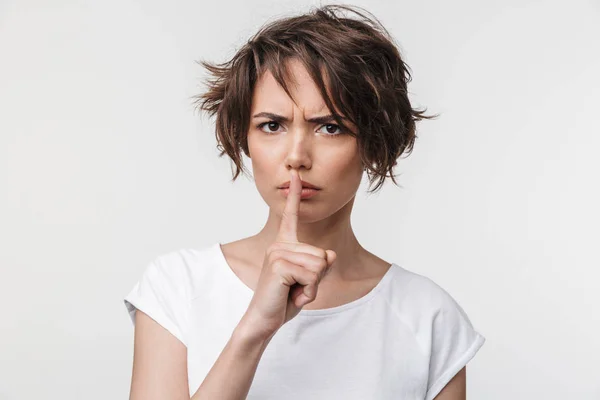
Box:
(128, 57, 467, 399)
(223, 57, 392, 310)
(221, 56, 467, 397)
(435, 366, 467, 399)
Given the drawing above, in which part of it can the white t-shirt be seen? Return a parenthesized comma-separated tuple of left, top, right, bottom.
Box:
(124, 242, 485, 399)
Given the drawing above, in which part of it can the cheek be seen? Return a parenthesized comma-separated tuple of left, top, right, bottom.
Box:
(247, 137, 279, 193)
(327, 143, 362, 177)
(247, 135, 271, 169)
(333, 160, 363, 192)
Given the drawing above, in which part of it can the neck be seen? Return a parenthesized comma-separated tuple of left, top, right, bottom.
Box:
(249, 195, 367, 280)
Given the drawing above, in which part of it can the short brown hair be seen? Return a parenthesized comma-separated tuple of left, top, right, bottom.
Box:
(191, 4, 438, 194)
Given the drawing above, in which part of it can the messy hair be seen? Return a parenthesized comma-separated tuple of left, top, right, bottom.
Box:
(191, 4, 438, 194)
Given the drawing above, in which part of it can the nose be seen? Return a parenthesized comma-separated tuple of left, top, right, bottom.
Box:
(283, 126, 313, 171)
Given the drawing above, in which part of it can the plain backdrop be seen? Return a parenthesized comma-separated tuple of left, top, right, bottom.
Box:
(1, 0, 599, 399)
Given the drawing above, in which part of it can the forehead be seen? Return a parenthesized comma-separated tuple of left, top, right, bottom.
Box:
(251, 58, 331, 115)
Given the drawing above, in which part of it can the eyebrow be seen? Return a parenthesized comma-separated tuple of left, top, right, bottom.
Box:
(252, 112, 347, 125)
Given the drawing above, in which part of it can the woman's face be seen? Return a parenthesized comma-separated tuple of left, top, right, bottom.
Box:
(247, 58, 364, 222)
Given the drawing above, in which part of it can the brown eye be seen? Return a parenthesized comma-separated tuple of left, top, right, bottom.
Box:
(317, 124, 342, 137)
(257, 121, 281, 134)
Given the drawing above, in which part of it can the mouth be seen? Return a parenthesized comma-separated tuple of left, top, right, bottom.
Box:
(278, 186, 322, 190)
(277, 179, 321, 190)
(278, 187, 321, 199)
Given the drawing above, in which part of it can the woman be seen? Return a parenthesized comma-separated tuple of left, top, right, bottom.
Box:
(124, 4, 485, 399)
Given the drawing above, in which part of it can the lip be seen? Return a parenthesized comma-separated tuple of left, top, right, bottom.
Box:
(277, 179, 321, 190)
(279, 187, 320, 199)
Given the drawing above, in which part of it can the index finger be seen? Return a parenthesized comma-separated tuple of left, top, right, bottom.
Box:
(276, 168, 301, 243)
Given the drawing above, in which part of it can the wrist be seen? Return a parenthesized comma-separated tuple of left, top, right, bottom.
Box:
(234, 315, 277, 348)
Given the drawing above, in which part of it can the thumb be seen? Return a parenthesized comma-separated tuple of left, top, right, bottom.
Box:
(323, 250, 337, 279)
(325, 249, 337, 267)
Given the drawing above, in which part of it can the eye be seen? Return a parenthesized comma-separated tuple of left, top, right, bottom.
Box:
(256, 121, 344, 137)
(316, 123, 343, 137)
(257, 121, 282, 134)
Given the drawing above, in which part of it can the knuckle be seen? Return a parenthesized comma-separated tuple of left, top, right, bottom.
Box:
(268, 243, 282, 253)
(317, 248, 327, 260)
(309, 283, 318, 299)
(269, 248, 283, 259)
(265, 251, 275, 265)
(318, 257, 328, 269)
(272, 258, 286, 272)
(309, 271, 319, 285)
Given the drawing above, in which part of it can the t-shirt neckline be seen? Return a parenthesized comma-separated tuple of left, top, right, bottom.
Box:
(213, 242, 398, 317)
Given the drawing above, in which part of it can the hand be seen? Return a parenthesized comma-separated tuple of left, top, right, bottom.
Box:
(239, 169, 337, 341)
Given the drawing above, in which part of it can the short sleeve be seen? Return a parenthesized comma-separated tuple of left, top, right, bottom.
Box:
(424, 288, 486, 400)
(123, 255, 190, 347)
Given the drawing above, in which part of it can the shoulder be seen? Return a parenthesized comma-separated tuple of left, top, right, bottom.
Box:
(384, 266, 486, 400)
(383, 264, 484, 356)
(124, 243, 224, 347)
(142, 243, 222, 299)
(385, 264, 463, 316)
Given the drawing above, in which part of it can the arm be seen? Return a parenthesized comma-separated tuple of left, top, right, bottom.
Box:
(190, 318, 273, 399)
(129, 310, 190, 400)
(128, 310, 274, 400)
(433, 366, 466, 400)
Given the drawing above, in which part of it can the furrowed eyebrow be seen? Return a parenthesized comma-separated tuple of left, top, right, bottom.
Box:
(252, 112, 347, 125)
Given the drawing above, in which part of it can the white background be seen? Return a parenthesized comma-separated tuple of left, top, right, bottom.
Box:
(1, 0, 599, 398)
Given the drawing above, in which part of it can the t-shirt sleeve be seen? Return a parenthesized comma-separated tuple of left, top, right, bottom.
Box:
(424, 286, 486, 400)
(123, 255, 190, 347)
